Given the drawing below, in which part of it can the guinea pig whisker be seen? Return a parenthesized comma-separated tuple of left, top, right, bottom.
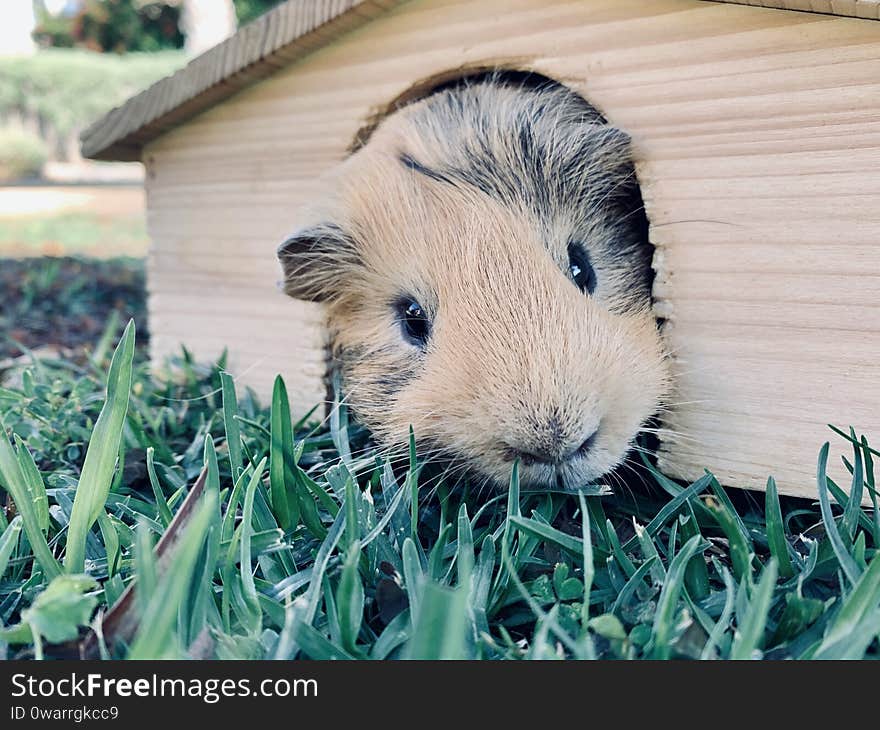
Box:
(152, 357, 269, 405)
(652, 399, 714, 408)
(612, 470, 635, 503)
(651, 218, 744, 228)
(154, 385, 224, 405)
(417, 459, 470, 506)
(638, 427, 702, 444)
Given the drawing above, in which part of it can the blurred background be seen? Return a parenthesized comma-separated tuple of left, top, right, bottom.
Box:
(0, 0, 282, 372)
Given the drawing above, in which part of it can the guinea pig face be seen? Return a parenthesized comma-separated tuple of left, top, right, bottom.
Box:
(279, 80, 670, 490)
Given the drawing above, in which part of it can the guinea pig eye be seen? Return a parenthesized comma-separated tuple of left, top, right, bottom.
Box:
(397, 297, 432, 348)
(568, 243, 597, 295)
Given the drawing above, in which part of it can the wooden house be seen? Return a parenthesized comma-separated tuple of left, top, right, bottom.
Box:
(82, 0, 880, 499)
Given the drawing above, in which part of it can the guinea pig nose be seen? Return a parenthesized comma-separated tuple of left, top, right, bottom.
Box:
(503, 445, 559, 467)
(503, 427, 599, 466)
(570, 429, 599, 459)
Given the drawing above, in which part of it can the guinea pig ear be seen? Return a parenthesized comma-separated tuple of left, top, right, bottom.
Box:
(276, 223, 360, 302)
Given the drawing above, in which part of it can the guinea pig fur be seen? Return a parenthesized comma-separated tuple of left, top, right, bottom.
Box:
(278, 74, 670, 491)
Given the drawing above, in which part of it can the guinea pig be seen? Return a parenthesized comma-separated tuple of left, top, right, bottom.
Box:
(278, 72, 670, 491)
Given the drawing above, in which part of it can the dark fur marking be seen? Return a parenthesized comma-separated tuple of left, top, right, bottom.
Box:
(374, 371, 414, 393)
(399, 152, 457, 187)
(278, 223, 362, 267)
(338, 342, 415, 398)
(402, 77, 654, 300)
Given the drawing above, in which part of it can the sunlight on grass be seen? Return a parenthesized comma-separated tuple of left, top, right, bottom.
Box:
(0, 212, 148, 258)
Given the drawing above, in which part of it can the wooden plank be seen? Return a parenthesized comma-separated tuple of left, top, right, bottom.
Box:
(716, 0, 880, 19)
(81, 0, 880, 162)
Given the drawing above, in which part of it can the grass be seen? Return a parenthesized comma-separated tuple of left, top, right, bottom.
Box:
(0, 319, 879, 660)
(0, 212, 148, 258)
(0, 257, 147, 360)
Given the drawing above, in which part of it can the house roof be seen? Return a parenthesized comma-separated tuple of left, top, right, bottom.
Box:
(81, 0, 880, 162)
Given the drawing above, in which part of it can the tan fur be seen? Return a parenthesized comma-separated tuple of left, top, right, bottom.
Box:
(279, 77, 670, 489)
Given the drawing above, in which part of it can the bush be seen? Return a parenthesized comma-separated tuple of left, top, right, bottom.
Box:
(0, 128, 48, 181)
(0, 49, 185, 160)
(34, 1, 184, 54)
(33, 1, 283, 52)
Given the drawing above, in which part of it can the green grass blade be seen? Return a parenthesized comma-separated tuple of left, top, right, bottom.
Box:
(490, 460, 521, 606)
(764, 477, 794, 579)
(129, 493, 215, 658)
(816, 442, 861, 586)
(813, 609, 880, 660)
(771, 592, 824, 646)
(297, 483, 328, 539)
(456, 503, 474, 585)
(239, 457, 267, 635)
(730, 559, 778, 660)
(402, 537, 424, 624)
(703, 496, 752, 582)
(578, 493, 594, 629)
(370, 611, 410, 660)
(329, 375, 353, 469)
(336, 540, 364, 654)
(203, 433, 220, 500)
(145, 447, 173, 527)
(0, 421, 61, 579)
(499, 539, 584, 658)
(13, 435, 49, 535)
(841, 430, 864, 540)
(134, 520, 157, 619)
(269, 375, 299, 531)
(622, 473, 713, 552)
(701, 564, 736, 659)
(0, 516, 22, 579)
(604, 518, 636, 578)
(65, 319, 135, 574)
(826, 474, 874, 535)
(344, 474, 361, 546)
(294, 621, 357, 660)
(405, 580, 469, 659)
(709, 474, 752, 546)
(509, 516, 583, 560)
(471, 535, 495, 638)
(862, 435, 880, 547)
(679, 507, 710, 599)
(407, 428, 418, 543)
(286, 509, 346, 658)
(634, 521, 666, 584)
(295, 461, 339, 515)
(829, 424, 880, 458)
(221, 464, 250, 543)
(610, 557, 657, 618)
(815, 547, 880, 655)
(651, 534, 703, 660)
(360, 479, 406, 549)
(97, 511, 120, 578)
(89, 308, 121, 368)
(220, 371, 243, 479)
